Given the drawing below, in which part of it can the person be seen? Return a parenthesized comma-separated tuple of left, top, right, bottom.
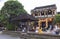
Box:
(52, 25, 60, 35)
(22, 27, 26, 32)
(35, 27, 39, 33)
(53, 25, 58, 31)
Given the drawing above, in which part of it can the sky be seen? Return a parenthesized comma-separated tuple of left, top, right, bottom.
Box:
(0, 0, 60, 14)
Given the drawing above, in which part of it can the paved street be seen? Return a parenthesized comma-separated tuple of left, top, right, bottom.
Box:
(0, 31, 20, 39)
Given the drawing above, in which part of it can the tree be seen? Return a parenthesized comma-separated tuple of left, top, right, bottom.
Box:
(1, 0, 27, 16)
(54, 14, 60, 27)
(54, 14, 60, 23)
(8, 0, 18, 1)
(0, 0, 27, 30)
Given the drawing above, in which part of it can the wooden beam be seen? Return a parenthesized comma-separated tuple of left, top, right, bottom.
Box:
(45, 18, 48, 28)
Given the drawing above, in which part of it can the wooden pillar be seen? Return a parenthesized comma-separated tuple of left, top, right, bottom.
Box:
(38, 20, 40, 28)
(38, 11, 40, 16)
(44, 11, 46, 17)
(46, 18, 48, 28)
(33, 13, 35, 16)
(40, 12, 41, 16)
(38, 19, 40, 28)
(26, 21, 30, 32)
(51, 10, 53, 16)
(38, 13, 39, 16)
(39, 11, 40, 16)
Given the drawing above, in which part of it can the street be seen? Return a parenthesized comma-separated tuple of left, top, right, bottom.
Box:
(0, 31, 20, 39)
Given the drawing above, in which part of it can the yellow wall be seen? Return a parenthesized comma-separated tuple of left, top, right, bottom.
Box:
(38, 18, 53, 29)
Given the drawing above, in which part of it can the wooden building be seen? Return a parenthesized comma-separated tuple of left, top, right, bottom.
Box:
(11, 13, 38, 31)
(31, 4, 57, 31)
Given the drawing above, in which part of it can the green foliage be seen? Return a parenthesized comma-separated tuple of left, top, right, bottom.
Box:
(1, 1, 27, 16)
(6, 23, 15, 30)
(0, 0, 27, 30)
(8, 0, 18, 1)
(54, 14, 60, 24)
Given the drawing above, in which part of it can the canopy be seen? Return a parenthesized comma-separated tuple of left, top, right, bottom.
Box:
(11, 13, 38, 22)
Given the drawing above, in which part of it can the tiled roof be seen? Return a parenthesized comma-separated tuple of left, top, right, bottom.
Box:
(34, 4, 56, 10)
(11, 13, 38, 22)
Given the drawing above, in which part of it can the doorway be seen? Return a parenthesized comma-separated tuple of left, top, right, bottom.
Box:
(47, 21, 53, 30)
(41, 22, 46, 28)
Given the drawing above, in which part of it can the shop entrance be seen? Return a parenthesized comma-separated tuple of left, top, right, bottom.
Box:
(41, 22, 46, 28)
(47, 21, 53, 30)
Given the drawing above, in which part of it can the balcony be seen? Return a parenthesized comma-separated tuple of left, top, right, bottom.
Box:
(35, 15, 55, 18)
